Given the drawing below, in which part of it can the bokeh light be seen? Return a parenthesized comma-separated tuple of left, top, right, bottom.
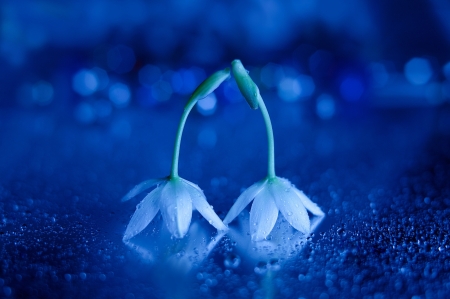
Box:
(197, 93, 217, 116)
(72, 69, 99, 96)
(443, 61, 450, 81)
(277, 75, 315, 102)
(404, 58, 433, 85)
(109, 83, 131, 108)
(316, 94, 336, 120)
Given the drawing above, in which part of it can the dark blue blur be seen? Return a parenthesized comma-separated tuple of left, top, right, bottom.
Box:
(1, 1, 450, 298)
(1, 0, 450, 111)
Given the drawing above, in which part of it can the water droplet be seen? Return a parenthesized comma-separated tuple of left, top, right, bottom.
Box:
(224, 253, 241, 269)
(268, 258, 281, 271)
(254, 261, 268, 275)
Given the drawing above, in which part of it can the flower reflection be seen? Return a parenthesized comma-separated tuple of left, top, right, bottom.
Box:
(124, 216, 224, 270)
(225, 209, 325, 269)
(124, 216, 225, 297)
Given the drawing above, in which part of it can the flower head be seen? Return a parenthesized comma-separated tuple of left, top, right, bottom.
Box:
(122, 177, 227, 240)
(223, 177, 324, 241)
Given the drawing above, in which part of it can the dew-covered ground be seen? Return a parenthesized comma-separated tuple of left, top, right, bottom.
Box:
(1, 97, 450, 299)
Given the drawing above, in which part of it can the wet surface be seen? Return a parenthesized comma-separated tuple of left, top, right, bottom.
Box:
(1, 99, 450, 298)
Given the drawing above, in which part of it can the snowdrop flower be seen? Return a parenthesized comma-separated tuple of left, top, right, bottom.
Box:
(122, 68, 230, 240)
(223, 60, 324, 241)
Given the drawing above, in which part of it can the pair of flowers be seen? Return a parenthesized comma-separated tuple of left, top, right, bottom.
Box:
(122, 60, 324, 242)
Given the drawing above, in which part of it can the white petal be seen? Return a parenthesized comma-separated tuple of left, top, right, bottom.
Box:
(182, 179, 227, 231)
(292, 188, 324, 216)
(121, 178, 164, 202)
(270, 178, 310, 234)
(223, 180, 266, 225)
(123, 184, 164, 240)
(160, 179, 193, 238)
(249, 188, 279, 241)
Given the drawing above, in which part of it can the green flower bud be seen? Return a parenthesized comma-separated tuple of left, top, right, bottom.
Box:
(190, 67, 230, 103)
(231, 59, 259, 109)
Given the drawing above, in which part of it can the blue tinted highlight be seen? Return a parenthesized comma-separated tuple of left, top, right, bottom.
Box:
(197, 94, 217, 116)
(109, 83, 131, 108)
(316, 94, 336, 119)
(404, 58, 433, 85)
(278, 75, 315, 102)
(72, 69, 99, 96)
(443, 61, 450, 81)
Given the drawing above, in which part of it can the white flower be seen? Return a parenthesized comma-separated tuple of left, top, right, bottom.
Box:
(223, 176, 324, 241)
(122, 177, 227, 240)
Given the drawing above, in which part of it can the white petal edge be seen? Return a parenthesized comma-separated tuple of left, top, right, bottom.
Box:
(270, 178, 310, 235)
(249, 188, 279, 241)
(292, 188, 324, 216)
(123, 184, 164, 240)
(121, 178, 164, 202)
(182, 179, 227, 231)
(223, 180, 266, 225)
(160, 180, 193, 238)
(278, 177, 324, 216)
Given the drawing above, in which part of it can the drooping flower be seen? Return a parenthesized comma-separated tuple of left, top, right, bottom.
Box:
(122, 177, 227, 240)
(224, 60, 324, 241)
(122, 68, 230, 240)
(223, 177, 324, 241)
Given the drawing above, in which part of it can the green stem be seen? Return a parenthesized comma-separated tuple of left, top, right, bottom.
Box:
(170, 99, 197, 178)
(257, 94, 276, 179)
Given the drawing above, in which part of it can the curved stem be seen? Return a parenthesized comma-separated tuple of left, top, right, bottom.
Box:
(257, 94, 276, 179)
(170, 99, 197, 178)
